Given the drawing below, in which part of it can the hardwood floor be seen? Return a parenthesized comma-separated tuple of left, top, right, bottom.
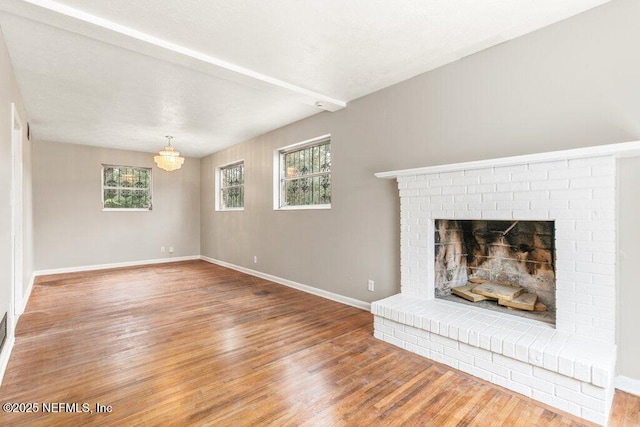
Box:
(0, 260, 637, 426)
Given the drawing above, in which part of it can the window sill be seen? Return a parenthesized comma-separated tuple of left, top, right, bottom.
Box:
(216, 208, 245, 212)
(102, 208, 152, 212)
(275, 204, 331, 211)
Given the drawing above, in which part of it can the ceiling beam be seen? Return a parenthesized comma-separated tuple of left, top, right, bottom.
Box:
(0, 0, 347, 112)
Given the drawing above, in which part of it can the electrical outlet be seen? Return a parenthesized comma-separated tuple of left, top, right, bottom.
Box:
(169, 247, 174, 253)
(253, 256, 258, 264)
(368, 280, 374, 292)
(161, 247, 165, 253)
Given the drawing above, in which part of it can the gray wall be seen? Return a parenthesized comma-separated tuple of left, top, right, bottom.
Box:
(33, 141, 200, 269)
(0, 27, 33, 361)
(201, 0, 640, 380)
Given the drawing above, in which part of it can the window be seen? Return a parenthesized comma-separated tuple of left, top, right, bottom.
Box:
(275, 135, 331, 209)
(102, 165, 152, 210)
(216, 161, 245, 210)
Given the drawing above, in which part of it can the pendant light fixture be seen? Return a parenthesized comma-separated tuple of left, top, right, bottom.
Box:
(154, 135, 185, 172)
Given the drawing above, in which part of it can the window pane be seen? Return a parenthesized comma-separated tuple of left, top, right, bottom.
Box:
(222, 186, 244, 209)
(102, 165, 151, 210)
(222, 163, 244, 187)
(284, 173, 331, 206)
(284, 140, 330, 178)
(281, 139, 330, 207)
(103, 189, 150, 209)
(219, 162, 245, 210)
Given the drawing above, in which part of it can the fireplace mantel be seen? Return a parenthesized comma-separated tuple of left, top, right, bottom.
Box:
(370, 141, 640, 425)
(375, 140, 640, 179)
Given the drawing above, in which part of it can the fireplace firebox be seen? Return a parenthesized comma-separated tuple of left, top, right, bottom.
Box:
(435, 219, 555, 324)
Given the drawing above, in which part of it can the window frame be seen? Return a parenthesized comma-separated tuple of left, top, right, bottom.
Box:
(273, 134, 331, 210)
(101, 164, 153, 211)
(215, 159, 245, 211)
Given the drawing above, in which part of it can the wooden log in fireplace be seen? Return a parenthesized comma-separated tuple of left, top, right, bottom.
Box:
(451, 279, 547, 312)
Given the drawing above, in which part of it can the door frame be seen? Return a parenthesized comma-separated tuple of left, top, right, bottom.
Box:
(11, 103, 24, 324)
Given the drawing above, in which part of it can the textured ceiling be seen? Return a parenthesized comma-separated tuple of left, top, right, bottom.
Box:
(0, 0, 610, 157)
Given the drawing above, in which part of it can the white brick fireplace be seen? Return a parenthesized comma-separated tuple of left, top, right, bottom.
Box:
(372, 142, 640, 425)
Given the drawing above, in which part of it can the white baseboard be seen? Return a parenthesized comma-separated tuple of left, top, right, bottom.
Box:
(200, 256, 371, 312)
(0, 274, 36, 386)
(0, 334, 15, 387)
(615, 375, 640, 397)
(19, 273, 36, 316)
(33, 255, 201, 276)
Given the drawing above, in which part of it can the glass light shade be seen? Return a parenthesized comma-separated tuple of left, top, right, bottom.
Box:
(154, 144, 185, 171)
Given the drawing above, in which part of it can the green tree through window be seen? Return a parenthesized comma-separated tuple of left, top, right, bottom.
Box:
(102, 165, 152, 210)
(281, 138, 331, 207)
(219, 162, 244, 209)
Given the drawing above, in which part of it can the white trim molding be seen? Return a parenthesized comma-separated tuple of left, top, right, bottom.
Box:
(200, 256, 370, 312)
(0, 334, 16, 387)
(34, 255, 201, 276)
(20, 273, 36, 315)
(615, 375, 640, 397)
(0, 273, 20, 385)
